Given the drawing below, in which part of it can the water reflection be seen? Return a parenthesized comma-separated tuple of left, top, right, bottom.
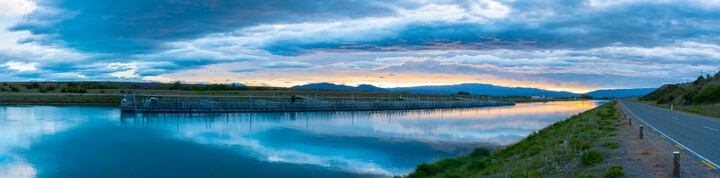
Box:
(1, 100, 605, 177)
(116, 100, 605, 175)
(0, 105, 118, 178)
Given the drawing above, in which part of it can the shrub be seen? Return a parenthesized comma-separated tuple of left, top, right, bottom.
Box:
(607, 143, 620, 149)
(579, 94, 593, 99)
(468, 158, 489, 170)
(570, 138, 592, 150)
(603, 142, 619, 149)
(169, 81, 185, 90)
(457, 91, 470, 95)
(64, 86, 87, 93)
(469, 148, 491, 158)
(527, 170, 542, 177)
(580, 142, 592, 150)
(527, 147, 541, 156)
(693, 84, 720, 104)
(581, 150, 603, 165)
(408, 159, 463, 177)
(604, 165, 624, 178)
(581, 174, 598, 178)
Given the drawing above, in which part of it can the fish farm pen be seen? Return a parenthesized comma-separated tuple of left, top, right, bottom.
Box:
(120, 93, 515, 113)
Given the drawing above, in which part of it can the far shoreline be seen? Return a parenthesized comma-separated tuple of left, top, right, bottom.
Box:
(0, 99, 601, 108)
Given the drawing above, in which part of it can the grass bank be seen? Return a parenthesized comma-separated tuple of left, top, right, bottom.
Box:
(0, 94, 122, 105)
(402, 100, 623, 177)
(634, 99, 720, 118)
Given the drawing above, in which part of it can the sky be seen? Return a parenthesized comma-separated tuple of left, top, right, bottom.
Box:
(1, 0, 719, 93)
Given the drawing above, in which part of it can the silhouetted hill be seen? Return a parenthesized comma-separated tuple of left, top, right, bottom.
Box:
(292, 83, 578, 97)
(389, 83, 578, 97)
(586, 88, 656, 99)
(292, 82, 662, 99)
(291, 83, 390, 92)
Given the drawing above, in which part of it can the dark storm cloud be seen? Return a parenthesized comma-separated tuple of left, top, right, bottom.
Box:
(258, 1, 720, 55)
(9, 0, 406, 53)
(2, 0, 718, 89)
(11, 0, 719, 56)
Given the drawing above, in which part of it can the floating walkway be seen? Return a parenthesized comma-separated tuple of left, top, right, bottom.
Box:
(119, 94, 515, 113)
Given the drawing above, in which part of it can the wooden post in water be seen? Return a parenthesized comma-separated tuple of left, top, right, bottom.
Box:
(672, 151, 680, 176)
(639, 125, 644, 139)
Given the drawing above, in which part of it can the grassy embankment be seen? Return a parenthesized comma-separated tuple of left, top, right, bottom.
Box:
(637, 70, 720, 118)
(403, 101, 623, 177)
(0, 81, 561, 105)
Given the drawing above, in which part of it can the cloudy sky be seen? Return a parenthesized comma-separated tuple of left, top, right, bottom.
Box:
(1, 0, 719, 93)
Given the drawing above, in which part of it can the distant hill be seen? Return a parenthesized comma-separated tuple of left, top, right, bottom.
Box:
(389, 83, 579, 97)
(640, 71, 720, 105)
(293, 83, 579, 97)
(291, 83, 390, 92)
(586, 88, 656, 99)
(292, 82, 664, 99)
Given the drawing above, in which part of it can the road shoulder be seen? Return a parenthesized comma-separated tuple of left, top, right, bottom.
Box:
(615, 103, 719, 177)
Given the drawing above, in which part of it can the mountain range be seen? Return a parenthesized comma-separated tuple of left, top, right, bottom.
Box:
(586, 88, 658, 99)
(292, 82, 655, 98)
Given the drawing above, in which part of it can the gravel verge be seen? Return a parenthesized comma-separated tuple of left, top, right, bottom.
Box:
(614, 105, 719, 177)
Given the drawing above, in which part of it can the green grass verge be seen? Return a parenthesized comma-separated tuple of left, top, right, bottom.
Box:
(401, 100, 622, 177)
(634, 99, 720, 118)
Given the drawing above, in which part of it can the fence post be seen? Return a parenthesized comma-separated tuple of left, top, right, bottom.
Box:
(672, 151, 680, 177)
(629, 116, 632, 125)
(639, 125, 644, 139)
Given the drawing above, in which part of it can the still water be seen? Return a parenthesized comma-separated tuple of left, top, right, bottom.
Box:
(1, 100, 605, 177)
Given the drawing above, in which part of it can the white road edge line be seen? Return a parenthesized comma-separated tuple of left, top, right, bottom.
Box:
(702, 126, 719, 132)
(621, 101, 720, 170)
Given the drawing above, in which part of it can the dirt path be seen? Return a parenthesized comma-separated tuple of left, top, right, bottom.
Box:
(614, 107, 719, 177)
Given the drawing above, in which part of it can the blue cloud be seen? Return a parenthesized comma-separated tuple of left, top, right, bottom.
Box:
(535, 73, 668, 89)
(10, 0, 404, 54)
(378, 59, 676, 89)
(14, 1, 718, 56)
(332, 61, 382, 69)
(255, 2, 720, 55)
(229, 68, 259, 73)
(261, 62, 314, 69)
(2, 0, 719, 90)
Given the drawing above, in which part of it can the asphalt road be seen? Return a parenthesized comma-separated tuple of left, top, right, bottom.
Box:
(619, 100, 720, 170)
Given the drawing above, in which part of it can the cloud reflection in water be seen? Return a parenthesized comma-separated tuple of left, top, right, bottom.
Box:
(118, 100, 605, 175)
